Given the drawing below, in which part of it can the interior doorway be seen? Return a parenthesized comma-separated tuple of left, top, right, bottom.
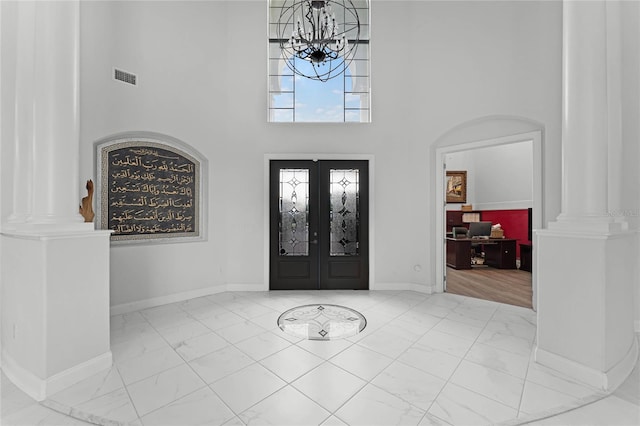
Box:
(269, 160, 369, 290)
(435, 130, 543, 310)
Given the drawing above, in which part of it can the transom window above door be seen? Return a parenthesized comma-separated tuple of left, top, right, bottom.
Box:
(268, 0, 370, 123)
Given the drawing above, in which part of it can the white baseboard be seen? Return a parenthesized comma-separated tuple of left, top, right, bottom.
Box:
(110, 284, 228, 316)
(372, 282, 434, 294)
(2, 350, 112, 402)
(45, 352, 114, 399)
(606, 337, 639, 391)
(110, 283, 270, 316)
(110, 282, 439, 316)
(225, 283, 268, 292)
(109, 282, 435, 316)
(2, 350, 47, 401)
(535, 337, 639, 391)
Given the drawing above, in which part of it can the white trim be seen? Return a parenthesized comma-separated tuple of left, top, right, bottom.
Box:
(45, 352, 114, 400)
(435, 130, 543, 312)
(472, 200, 533, 211)
(374, 282, 434, 294)
(534, 337, 638, 391)
(263, 154, 375, 291)
(1, 350, 112, 402)
(1, 228, 111, 241)
(109, 281, 435, 317)
(537, 227, 635, 240)
(225, 283, 267, 292)
(110, 284, 227, 316)
(1, 350, 46, 401)
(606, 337, 640, 391)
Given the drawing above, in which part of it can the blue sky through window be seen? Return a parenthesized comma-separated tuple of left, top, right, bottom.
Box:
(288, 58, 353, 122)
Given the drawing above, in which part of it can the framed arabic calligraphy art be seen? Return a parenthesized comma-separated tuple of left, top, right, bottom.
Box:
(95, 132, 207, 244)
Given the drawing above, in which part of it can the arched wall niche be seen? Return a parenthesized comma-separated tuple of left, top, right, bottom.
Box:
(434, 115, 545, 148)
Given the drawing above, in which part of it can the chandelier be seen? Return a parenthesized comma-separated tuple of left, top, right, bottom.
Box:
(276, 0, 361, 82)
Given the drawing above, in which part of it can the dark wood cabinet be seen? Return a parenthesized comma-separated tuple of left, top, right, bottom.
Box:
(446, 211, 464, 232)
(446, 238, 472, 269)
(520, 243, 532, 272)
(483, 239, 517, 269)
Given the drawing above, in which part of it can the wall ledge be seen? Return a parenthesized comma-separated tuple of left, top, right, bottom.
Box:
(1, 227, 111, 241)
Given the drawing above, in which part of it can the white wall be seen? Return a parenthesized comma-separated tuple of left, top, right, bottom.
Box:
(620, 0, 640, 330)
(1, 0, 16, 223)
(446, 141, 533, 211)
(0, 0, 16, 366)
(71, 0, 564, 307)
(79, 1, 230, 306)
(444, 150, 475, 210)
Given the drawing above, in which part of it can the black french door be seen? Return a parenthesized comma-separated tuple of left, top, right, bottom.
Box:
(269, 160, 369, 290)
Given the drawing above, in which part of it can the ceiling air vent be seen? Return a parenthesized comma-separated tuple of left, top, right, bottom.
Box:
(114, 68, 137, 86)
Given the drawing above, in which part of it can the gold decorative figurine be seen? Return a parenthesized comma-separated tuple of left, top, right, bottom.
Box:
(79, 179, 95, 223)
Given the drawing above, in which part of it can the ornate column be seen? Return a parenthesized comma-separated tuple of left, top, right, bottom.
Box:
(553, 0, 620, 230)
(1, 0, 112, 401)
(7, 1, 35, 224)
(535, 0, 637, 391)
(6, 1, 85, 228)
(29, 0, 84, 225)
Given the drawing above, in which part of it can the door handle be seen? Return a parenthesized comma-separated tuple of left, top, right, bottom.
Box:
(310, 239, 318, 245)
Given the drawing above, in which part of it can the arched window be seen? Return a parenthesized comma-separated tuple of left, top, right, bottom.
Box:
(268, 0, 370, 123)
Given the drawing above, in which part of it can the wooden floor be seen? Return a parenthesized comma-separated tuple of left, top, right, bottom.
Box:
(446, 266, 533, 308)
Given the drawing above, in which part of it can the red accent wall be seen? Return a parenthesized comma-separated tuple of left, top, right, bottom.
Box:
(480, 209, 529, 258)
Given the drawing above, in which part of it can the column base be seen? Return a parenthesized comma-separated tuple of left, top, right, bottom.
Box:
(1, 349, 112, 402)
(535, 336, 638, 391)
(535, 226, 637, 391)
(1, 228, 112, 400)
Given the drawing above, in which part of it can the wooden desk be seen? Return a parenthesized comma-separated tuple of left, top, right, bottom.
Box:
(446, 238, 517, 270)
(446, 238, 472, 269)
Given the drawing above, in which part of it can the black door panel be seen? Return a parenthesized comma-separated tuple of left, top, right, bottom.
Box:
(270, 160, 368, 290)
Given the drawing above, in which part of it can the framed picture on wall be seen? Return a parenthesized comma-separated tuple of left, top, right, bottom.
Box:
(446, 170, 467, 203)
(94, 132, 208, 245)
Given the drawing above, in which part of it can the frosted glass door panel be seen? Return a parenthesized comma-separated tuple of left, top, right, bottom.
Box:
(329, 169, 359, 256)
(279, 169, 310, 256)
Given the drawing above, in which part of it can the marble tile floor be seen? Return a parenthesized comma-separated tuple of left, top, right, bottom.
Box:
(1, 290, 638, 426)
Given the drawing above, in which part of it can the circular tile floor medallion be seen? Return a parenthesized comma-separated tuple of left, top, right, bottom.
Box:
(277, 304, 367, 340)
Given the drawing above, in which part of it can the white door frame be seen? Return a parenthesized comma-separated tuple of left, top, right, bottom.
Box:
(264, 153, 375, 291)
(434, 131, 543, 310)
